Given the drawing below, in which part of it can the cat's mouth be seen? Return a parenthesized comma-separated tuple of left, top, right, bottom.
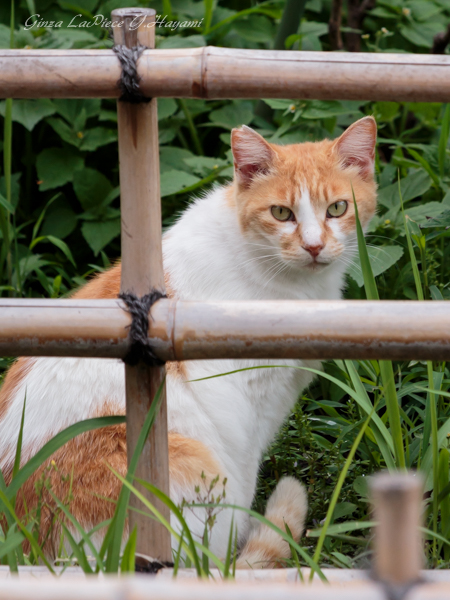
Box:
(304, 257, 331, 270)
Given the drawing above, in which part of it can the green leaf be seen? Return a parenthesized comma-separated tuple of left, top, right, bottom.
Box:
(409, 0, 442, 21)
(158, 98, 178, 121)
(52, 99, 101, 123)
(36, 147, 84, 191)
(233, 15, 274, 43)
(347, 244, 404, 287)
(183, 156, 228, 176)
(40, 197, 78, 240)
(0, 192, 14, 214)
(79, 127, 117, 152)
(209, 101, 253, 130)
(30, 235, 76, 267)
(374, 101, 400, 122)
(262, 99, 294, 111)
(404, 201, 447, 224)
(47, 117, 82, 147)
(333, 501, 357, 520)
(160, 169, 200, 197)
(158, 34, 206, 49)
(407, 148, 440, 187)
(300, 20, 328, 37)
(400, 21, 441, 48)
(301, 100, 349, 120)
(430, 285, 444, 300)
(0, 173, 20, 210)
(353, 475, 369, 498)
(0, 99, 55, 131)
(420, 208, 450, 229)
(73, 168, 113, 211)
(377, 170, 432, 209)
(81, 219, 120, 256)
(160, 146, 196, 173)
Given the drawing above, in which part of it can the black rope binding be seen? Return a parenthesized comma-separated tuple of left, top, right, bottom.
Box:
(119, 290, 166, 367)
(112, 44, 151, 104)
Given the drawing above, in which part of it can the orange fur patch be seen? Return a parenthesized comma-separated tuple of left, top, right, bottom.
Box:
(166, 361, 187, 380)
(12, 422, 220, 557)
(72, 262, 122, 300)
(0, 357, 35, 422)
(168, 433, 223, 492)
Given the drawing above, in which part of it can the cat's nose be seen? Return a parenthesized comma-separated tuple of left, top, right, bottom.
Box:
(303, 243, 324, 258)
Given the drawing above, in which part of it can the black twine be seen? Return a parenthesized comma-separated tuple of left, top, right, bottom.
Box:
(112, 44, 151, 104)
(119, 291, 166, 367)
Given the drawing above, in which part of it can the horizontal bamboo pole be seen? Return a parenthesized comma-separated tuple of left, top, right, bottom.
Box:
(2, 298, 450, 361)
(1, 48, 450, 100)
(0, 578, 387, 600)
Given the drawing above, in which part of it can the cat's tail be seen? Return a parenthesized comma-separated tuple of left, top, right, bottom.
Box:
(236, 477, 307, 569)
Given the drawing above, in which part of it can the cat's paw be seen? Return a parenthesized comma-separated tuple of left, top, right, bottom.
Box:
(236, 477, 307, 569)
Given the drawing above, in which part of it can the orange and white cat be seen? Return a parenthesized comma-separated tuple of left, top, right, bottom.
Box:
(0, 116, 377, 566)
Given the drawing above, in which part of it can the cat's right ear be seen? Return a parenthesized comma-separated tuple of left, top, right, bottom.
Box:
(231, 125, 275, 188)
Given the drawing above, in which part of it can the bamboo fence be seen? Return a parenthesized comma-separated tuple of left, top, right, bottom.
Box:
(1, 5, 450, 594)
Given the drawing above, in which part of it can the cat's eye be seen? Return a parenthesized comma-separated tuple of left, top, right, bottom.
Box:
(271, 206, 294, 222)
(327, 201, 348, 218)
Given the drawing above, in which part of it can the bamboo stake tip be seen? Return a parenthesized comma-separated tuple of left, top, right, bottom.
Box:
(370, 471, 423, 495)
(111, 7, 156, 18)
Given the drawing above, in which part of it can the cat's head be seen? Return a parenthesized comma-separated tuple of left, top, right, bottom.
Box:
(230, 117, 377, 273)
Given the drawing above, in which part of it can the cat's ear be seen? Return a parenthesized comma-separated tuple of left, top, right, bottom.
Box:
(334, 116, 377, 180)
(231, 125, 275, 188)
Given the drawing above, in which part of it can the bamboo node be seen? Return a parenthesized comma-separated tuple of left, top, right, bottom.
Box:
(112, 44, 151, 103)
(119, 290, 166, 366)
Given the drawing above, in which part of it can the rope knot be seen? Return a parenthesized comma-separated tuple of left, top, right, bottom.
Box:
(119, 290, 166, 366)
(113, 44, 151, 104)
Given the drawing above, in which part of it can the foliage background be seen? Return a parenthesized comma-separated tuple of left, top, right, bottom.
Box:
(2, 0, 450, 569)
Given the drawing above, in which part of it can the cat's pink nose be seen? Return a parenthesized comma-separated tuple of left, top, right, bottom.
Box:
(303, 243, 324, 258)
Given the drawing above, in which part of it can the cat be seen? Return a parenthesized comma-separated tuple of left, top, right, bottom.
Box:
(0, 115, 377, 567)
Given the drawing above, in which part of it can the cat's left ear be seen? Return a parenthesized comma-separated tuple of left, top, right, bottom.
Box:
(334, 116, 377, 181)
(231, 125, 276, 188)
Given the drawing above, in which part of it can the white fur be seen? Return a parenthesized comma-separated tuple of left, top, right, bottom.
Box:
(296, 187, 323, 248)
(237, 477, 308, 568)
(0, 185, 349, 558)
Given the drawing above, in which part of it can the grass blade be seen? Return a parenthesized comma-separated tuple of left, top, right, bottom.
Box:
(120, 525, 136, 573)
(309, 411, 373, 579)
(0, 487, 55, 573)
(0, 531, 24, 561)
(438, 104, 450, 178)
(353, 188, 405, 469)
(7, 416, 125, 500)
(439, 448, 450, 560)
(399, 173, 439, 559)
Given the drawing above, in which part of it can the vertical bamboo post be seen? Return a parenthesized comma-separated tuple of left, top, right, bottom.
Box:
(112, 8, 171, 561)
(370, 472, 423, 586)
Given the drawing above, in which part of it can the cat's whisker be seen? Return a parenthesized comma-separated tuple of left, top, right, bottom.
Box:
(263, 260, 292, 288)
(239, 255, 281, 269)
